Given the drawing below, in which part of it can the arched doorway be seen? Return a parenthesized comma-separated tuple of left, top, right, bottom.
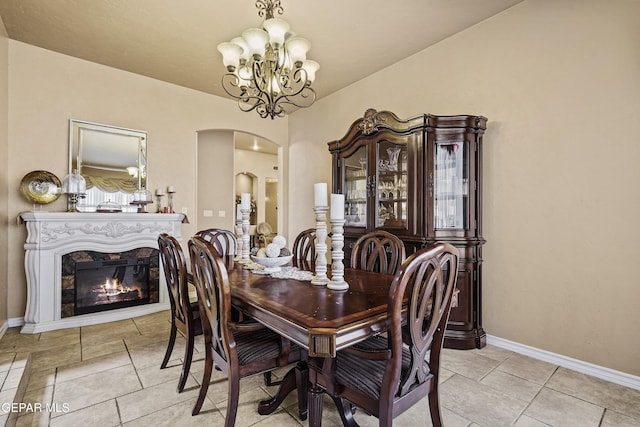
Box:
(196, 130, 281, 237)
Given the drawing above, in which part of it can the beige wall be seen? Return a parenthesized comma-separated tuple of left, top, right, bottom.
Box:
(196, 130, 235, 231)
(6, 40, 288, 320)
(0, 17, 9, 327)
(289, 0, 640, 376)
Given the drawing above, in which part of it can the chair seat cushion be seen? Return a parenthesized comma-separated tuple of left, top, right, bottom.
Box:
(235, 328, 301, 366)
(335, 335, 414, 400)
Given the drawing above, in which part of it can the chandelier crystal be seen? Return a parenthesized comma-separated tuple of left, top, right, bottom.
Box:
(217, 0, 319, 119)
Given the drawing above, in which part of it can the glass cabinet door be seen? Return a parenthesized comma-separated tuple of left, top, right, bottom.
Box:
(434, 141, 468, 229)
(376, 140, 408, 228)
(343, 145, 367, 227)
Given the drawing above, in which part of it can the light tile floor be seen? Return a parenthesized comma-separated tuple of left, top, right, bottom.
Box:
(1, 310, 639, 427)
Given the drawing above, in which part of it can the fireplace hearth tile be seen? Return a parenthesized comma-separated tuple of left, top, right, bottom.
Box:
(39, 327, 79, 342)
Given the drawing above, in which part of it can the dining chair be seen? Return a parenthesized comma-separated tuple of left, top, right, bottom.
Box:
(188, 235, 306, 424)
(350, 230, 406, 275)
(195, 228, 237, 257)
(310, 242, 460, 427)
(292, 228, 317, 268)
(157, 233, 202, 393)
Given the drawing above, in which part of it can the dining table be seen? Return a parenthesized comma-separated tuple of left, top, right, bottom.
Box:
(224, 258, 399, 427)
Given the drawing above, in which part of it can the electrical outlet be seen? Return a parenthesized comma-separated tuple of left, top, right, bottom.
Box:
(218, 210, 226, 217)
(203, 210, 213, 217)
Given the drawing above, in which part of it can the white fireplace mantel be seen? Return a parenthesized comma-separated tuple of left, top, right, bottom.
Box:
(19, 211, 186, 333)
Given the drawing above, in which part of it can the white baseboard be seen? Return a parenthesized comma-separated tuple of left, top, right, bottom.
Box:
(7, 317, 24, 328)
(487, 335, 640, 391)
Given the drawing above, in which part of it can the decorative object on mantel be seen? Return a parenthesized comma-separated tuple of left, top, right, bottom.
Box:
(19, 170, 62, 208)
(61, 169, 87, 212)
(166, 185, 175, 213)
(327, 193, 348, 291)
(130, 188, 153, 213)
(216, 0, 319, 119)
(96, 200, 122, 213)
(155, 188, 165, 213)
(311, 183, 329, 285)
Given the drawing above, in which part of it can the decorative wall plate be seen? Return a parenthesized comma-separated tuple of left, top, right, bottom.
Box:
(19, 170, 62, 204)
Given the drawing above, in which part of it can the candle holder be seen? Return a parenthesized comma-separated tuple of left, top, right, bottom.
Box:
(327, 219, 348, 291)
(311, 206, 330, 286)
(156, 194, 164, 213)
(241, 208, 251, 260)
(167, 190, 175, 213)
(235, 213, 244, 259)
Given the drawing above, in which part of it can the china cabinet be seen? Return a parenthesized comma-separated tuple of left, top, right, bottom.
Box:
(328, 109, 487, 349)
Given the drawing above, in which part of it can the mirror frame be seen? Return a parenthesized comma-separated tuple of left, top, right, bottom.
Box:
(69, 119, 148, 190)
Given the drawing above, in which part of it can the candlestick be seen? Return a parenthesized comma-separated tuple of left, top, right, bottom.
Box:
(314, 183, 327, 207)
(241, 192, 251, 210)
(235, 205, 244, 258)
(311, 206, 329, 286)
(241, 208, 251, 260)
(327, 219, 348, 291)
(156, 194, 164, 213)
(330, 193, 345, 220)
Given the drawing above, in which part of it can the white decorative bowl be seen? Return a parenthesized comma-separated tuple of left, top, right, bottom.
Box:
(250, 254, 293, 272)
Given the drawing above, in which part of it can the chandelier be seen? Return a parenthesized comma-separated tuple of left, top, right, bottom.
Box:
(217, 0, 319, 119)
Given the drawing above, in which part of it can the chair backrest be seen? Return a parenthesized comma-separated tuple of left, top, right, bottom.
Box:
(188, 235, 235, 368)
(292, 228, 316, 267)
(158, 233, 191, 326)
(387, 242, 459, 400)
(195, 228, 237, 257)
(350, 230, 406, 275)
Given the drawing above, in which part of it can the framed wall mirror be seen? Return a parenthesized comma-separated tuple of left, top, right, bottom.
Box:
(69, 120, 148, 212)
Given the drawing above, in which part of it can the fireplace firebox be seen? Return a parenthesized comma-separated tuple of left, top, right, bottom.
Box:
(74, 257, 150, 315)
(61, 248, 160, 318)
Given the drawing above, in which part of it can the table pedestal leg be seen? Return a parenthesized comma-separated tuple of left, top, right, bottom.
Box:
(258, 361, 308, 420)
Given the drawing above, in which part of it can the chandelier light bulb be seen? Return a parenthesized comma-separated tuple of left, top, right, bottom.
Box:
(284, 37, 310, 67)
(231, 37, 251, 63)
(301, 60, 320, 84)
(263, 18, 290, 46)
(242, 28, 269, 58)
(217, 42, 242, 71)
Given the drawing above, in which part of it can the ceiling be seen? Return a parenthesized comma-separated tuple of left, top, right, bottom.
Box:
(0, 0, 523, 103)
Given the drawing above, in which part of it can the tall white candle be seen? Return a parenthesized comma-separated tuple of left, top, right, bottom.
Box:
(330, 193, 345, 220)
(236, 203, 243, 219)
(156, 188, 165, 196)
(314, 183, 328, 207)
(241, 192, 251, 209)
(167, 185, 175, 193)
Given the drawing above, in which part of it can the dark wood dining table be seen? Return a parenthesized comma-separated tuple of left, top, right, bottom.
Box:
(224, 259, 398, 427)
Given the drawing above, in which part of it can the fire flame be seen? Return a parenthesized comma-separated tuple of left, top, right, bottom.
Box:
(101, 278, 131, 296)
